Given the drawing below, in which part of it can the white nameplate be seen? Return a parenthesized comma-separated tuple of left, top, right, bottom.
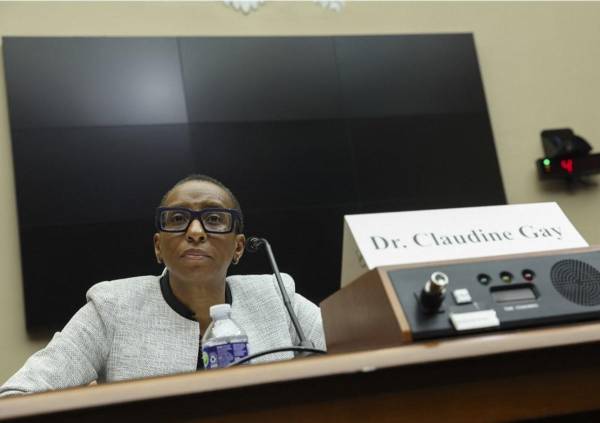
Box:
(450, 310, 500, 331)
(341, 202, 588, 286)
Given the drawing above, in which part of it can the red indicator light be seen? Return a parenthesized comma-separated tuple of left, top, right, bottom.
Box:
(522, 269, 535, 281)
(560, 159, 574, 174)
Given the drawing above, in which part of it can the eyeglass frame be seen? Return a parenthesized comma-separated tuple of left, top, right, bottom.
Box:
(155, 207, 243, 234)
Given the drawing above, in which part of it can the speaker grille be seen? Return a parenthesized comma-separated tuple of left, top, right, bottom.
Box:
(551, 259, 600, 306)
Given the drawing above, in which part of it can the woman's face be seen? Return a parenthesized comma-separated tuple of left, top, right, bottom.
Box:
(153, 180, 245, 285)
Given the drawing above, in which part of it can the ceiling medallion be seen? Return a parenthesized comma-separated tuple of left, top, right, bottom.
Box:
(223, 0, 344, 15)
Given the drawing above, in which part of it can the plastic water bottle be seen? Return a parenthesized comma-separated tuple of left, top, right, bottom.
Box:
(201, 304, 249, 369)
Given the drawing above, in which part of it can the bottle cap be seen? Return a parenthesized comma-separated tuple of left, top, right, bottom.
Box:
(209, 304, 231, 319)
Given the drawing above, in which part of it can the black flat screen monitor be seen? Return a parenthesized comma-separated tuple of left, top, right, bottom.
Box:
(3, 34, 506, 333)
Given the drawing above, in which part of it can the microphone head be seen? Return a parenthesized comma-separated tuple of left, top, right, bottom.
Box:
(246, 237, 265, 253)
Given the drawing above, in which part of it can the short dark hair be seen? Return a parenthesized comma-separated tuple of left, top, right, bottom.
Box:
(159, 174, 244, 233)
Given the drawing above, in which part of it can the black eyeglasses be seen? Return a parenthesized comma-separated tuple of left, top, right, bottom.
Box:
(155, 207, 242, 234)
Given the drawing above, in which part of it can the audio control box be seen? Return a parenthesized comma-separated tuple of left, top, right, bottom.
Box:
(391, 249, 600, 340)
(321, 247, 600, 352)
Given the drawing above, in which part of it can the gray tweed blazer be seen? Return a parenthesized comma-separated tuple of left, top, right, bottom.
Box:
(0, 273, 325, 397)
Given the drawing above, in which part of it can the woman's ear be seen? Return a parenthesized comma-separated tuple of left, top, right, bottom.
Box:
(233, 234, 246, 263)
(153, 233, 162, 264)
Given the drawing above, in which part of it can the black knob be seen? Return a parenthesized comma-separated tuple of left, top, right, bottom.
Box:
(420, 271, 449, 313)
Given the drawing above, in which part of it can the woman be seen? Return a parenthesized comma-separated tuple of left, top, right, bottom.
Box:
(0, 175, 325, 396)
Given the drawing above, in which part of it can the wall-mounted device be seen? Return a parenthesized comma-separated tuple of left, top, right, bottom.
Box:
(321, 247, 600, 352)
(536, 128, 600, 183)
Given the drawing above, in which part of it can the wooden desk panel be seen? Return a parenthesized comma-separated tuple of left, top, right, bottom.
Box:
(2, 322, 600, 422)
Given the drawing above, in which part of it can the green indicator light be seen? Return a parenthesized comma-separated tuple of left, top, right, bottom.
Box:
(543, 158, 551, 166)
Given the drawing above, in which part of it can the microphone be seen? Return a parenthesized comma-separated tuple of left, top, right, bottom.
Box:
(228, 237, 326, 366)
(244, 237, 319, 353)
(245, 237, 264, 253)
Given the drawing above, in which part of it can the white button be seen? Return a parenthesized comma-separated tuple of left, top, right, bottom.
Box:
(453, 288, 472, 305)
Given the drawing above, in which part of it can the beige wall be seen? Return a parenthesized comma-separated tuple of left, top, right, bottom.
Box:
(1, 1, 599, 383)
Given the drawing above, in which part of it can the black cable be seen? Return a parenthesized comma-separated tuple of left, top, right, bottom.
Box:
(227, 346, 327, 367)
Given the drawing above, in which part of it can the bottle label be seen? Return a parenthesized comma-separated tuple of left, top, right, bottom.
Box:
(202, 341, 249, 369)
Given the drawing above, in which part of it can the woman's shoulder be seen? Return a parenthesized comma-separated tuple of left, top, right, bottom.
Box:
(85, 274, 161, 308)
(226, 273, 296, 297)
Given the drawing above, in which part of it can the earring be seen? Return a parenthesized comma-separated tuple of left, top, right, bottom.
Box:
(156, 256, 163, 264)
(232, 256, 239, 265)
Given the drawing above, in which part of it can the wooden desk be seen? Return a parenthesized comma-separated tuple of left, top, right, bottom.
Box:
(2, 321, 600, 422)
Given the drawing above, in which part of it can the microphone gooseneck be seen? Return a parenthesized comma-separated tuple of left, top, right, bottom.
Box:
(245, 236, 315, 352)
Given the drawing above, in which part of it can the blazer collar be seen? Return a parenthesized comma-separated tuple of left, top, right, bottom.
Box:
(159, 271, 232, 321)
